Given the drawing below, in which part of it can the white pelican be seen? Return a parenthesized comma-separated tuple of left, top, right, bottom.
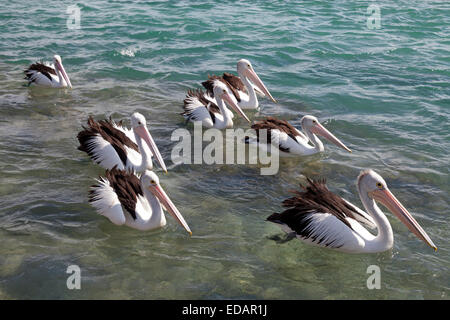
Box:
(267, 170, 437, 253)
(182, 81, 250, 129)
(24, 55, 72, 88)
(89, 168, 191, 233)
(201, 59, 276, 110)
(77, 112, 167, 173)
(245, 115, 352, 156)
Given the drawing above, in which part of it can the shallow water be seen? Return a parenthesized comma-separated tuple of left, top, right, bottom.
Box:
(0, 1, 449, 299)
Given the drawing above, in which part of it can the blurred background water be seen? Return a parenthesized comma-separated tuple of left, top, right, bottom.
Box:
(0, 0, 448, 299)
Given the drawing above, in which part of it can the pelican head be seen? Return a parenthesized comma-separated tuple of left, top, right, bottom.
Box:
(237, 59, 252, 73)
(236, 59, 276, 103)
(130, 112, 167, 173)
(358, 169, 437, 251)
(301, 115, 352, 153)
(213, 82, 250, 123)
(141, 170, 191, 235)
(53, 55, 72, 88)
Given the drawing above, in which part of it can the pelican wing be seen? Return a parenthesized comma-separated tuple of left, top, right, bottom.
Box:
(182, 89, 216, 127)
(251, 117, 304, 153)
(111, 120, 136, 143)
(270, 178, 374, 233)
(222, 72, 247, 93)
(89, 168, 144, 224)
(267, 209, 354, 249)
(267, 178, 374, 249)
(202, 74, 242, 102)
(89, 175, 126, 225)
(24, 62, 57, 86)
(77, 117, 139, 169)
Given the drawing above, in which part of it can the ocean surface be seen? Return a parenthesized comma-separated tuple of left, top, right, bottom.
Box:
(0, 0, 449, 299)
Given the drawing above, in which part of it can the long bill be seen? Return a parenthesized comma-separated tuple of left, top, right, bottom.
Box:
(55, 60, 72, 88)
(245, 68, 277, 103)
(311, 122, 352, 153)
(222, 92, 251, 123)
(149, 185, 192, 235)
(371, 188, 437, 251)
(135, 126, 168, 173)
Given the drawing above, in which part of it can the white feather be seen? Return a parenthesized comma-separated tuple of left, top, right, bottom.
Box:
(85, 134, 126, 170)
(279, 212, 366, 252)
(89, 178, 126, 226)
(183, 94, 215, 128)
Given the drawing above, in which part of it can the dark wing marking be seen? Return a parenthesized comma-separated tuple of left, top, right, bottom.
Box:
(269, 178, 370, 231)
(24, 62, 56, 82)
(267, 178, 368, 247)
(261, 117, 300, 141)
(250, 116, 301, 152)
(201, 74, 242, 102)
(222, 72, 247, 93)
(267, 208, 346, 247)
(77, 117, 139, 166)
(89, 167, 143, 220)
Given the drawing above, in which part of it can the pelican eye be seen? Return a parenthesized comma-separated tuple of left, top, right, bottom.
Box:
(376, 182, 383, 189)
(312, 120, 317, 124)
(150, 180, 156, 185)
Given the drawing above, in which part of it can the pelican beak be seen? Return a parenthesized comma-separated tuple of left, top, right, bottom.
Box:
(371, 188, 437, 251)
(135, 126, 168, 173)
(245, 68, 277, 103)
(55, 60, 72, 89)
(149, 185, 192, 235)
(311, 122, 352, 153)
(222, 92, 251, 123)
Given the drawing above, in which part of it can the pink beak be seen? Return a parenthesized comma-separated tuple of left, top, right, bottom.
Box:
(149, 185, 192, 235)
(134, 126, 168, 173)
(222, 92, 250, 123)
(55, 60, 72, 88)
(245, 68, 276, 103)
(372, 188, 437, 251)
(310, 122, 352, 153)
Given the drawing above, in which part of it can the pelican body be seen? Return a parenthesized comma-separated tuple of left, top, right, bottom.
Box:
(77, 112, 167, 173)
(267, 170, 437, 253)
(245, 115, 352, 156)
(202, 59, 276, 110)
(182, 81, 250, 129)
(89, 168, 191, 233)
(24, 55, 72, 88)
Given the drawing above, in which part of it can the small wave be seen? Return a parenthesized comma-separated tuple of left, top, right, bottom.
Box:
(118, 47, 140, 57)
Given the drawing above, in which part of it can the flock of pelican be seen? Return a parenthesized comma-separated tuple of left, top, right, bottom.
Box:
(24, 55, 437, 254)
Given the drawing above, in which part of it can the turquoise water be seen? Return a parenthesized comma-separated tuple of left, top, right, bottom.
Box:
(0, 0, 449, 299)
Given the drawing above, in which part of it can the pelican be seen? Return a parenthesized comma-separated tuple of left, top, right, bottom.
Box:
(182, 81, 250, 129)
(89, 168, 191, 233)
(245, 115, 352, 156)
(201, 59, 276, 110)
(24, 55, 72, 88)
(267, 170, 437, 253)
(77, 112, 167, 173)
